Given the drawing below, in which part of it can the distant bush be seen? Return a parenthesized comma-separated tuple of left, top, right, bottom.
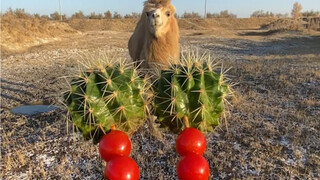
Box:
(113, 12, 122, 19)
(3, 8, 33, 18)
(124, 12, 141, 19)
(50, 11, 60, 20)
(104, 10, 112, 19)
(50, 11, 67, 20)
(14, 8, 33, 18)
(33, 13, 41, 19)
(41, 15, 50, 20)
(251, 10, 275, 18)
(267, 19, 304, 31)
(219, 10, 237, 18)
(182, 12, 201, 18)
(206, 13, 219, 18)
(88, 12, 103, 19)
(206, 10, 237, 18)
(71, 11, 85, 19)
(275, 13, 289, 18)
(302, 10, 320, 17)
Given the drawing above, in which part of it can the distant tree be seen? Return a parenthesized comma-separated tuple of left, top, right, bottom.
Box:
(4, 8, 14, 16)
(131, 12, 141, 19)
(50, 11, 66, 20)
(62, 14, 67, 20)
(204, 11, 237, 18)
(275, 13, 289, 18)
(113, 12, 122, 19)
(89, 12, 103, 19)
(182, 12, 201, 18)
(268, 12, 275, 17)
(206, 12, 219, 18)
(219, 10, 237, 18)
(71, 11, 85, 19)
(251, 10, 264, 17)
(124, 12, 141, 19)
(251, 10, 275, 18)
(302, 10, 320, 17)
(291, 2, 302, 19)
(11, 8, 32, 18)
(34, 13, 41, 19)
(104, 10, 112, 19)
(50, 11, 61, 20)
(124, 14, 133, 19)
(41, 15, 50, 20)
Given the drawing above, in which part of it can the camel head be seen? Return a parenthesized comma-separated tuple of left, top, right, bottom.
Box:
(144, 0, 176, 37)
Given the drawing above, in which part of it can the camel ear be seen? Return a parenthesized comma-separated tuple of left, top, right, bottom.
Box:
(170, 5, 176, 14)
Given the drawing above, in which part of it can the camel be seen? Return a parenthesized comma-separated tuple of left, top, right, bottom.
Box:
(128, 0, 180, 70)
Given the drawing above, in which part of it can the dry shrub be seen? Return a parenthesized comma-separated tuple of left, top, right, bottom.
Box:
(302, 10, 320, 17)
(264, 17, 320, 32)
(266, 18, 304, 31)
(104, 11, 112, 19)
(218, 10, 237, 18)
(50, 11, 67, 21)
(88, 12, 103, 19)
(206, 10, 237, 18)
(251, 10, 275, 18)
(71, 11, 85, 19)
(182, 12, 202, 18)
(124, 12, 141, 19)
(2, 8, 33, 19)
(113, 12, 122, 19)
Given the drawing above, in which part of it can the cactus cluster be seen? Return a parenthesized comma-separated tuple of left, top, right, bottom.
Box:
(64, 60, 150, 141)
(153, 53, 230, 132)
(64, 52, 231, 140)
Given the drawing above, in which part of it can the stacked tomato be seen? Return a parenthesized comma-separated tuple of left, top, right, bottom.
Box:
(176, 128, 210, 180)
(99, 127, 139, 180)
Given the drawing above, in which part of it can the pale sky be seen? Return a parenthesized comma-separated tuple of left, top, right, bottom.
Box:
(1, 0, 319, 18)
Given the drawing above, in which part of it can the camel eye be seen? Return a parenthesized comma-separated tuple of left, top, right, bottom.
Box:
(166, 11, 170, 17)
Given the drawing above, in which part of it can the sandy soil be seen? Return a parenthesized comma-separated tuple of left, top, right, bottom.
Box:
(1, 19, 320, 179)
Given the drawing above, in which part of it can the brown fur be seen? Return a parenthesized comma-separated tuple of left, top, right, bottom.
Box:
(128, 0, 180, 69)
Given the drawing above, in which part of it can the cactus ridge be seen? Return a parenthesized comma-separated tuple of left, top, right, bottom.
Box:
(154, 52, 231, 133)
(64, 58, 150, 141)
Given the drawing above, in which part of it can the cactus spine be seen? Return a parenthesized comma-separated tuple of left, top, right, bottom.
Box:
(64, 59, 150, 141)
(153, 52, 230, 132)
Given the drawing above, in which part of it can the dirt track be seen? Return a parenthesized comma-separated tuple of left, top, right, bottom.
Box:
(1, 20, 320, 179)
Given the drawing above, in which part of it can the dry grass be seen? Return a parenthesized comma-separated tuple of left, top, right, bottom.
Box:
(179, 17, 275, 30)
(0, 15, 78, 54)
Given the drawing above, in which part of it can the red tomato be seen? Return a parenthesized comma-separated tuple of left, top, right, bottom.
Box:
(104, 156, 140, 180)
(99, 130, 131, 162)
(176, 127, 206, 156)
(177, 154, 210, 180)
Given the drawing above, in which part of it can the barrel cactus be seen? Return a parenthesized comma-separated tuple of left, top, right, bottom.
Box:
(153, 52, 231, 133)
(64, 59, 150, 141)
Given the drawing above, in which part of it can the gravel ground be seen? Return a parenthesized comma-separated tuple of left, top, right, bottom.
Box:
(1, 30, 320, 179)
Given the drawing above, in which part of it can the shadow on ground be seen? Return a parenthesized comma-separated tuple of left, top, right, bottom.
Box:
(199, 35, 320, 57)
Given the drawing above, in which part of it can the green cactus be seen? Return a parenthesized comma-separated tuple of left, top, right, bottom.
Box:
(153, 53, 231, 133)
(64, 60, 150, 141)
